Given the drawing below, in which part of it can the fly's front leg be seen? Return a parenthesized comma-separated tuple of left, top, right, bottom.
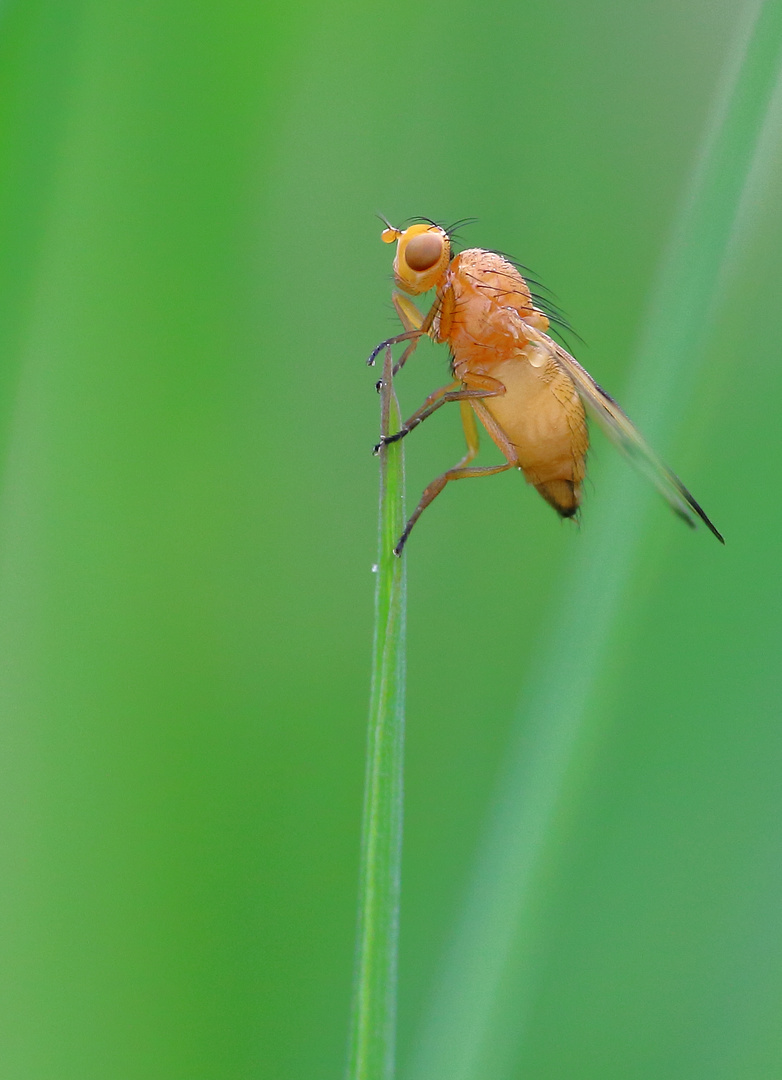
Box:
(393, 292, 426, 333)
(390, 293, 438, 375)
(367, 328, 424, 368)
(366, 291, 439, 371)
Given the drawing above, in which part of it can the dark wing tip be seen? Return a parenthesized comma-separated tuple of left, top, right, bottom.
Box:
(710, 521, 726, 545)
(683, 489, 725, 544)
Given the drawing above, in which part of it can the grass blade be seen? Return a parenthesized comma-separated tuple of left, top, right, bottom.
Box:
(347, 347, 407, 1080)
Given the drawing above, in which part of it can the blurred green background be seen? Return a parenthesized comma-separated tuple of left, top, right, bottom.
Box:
(0, 1, 780, 1078)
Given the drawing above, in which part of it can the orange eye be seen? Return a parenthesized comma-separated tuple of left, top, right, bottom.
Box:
(405, 232, 444, 272)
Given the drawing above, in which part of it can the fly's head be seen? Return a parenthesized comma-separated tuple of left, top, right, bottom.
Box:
(381, 221, 450, 295)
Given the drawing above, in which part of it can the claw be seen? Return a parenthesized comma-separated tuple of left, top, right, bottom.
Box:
(367, 340, 388, 366)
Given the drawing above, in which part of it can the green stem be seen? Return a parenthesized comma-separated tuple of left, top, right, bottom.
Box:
(347, 347, 407, 1080)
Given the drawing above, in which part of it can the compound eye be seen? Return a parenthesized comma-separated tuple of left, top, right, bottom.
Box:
(405, 231, 444, 272)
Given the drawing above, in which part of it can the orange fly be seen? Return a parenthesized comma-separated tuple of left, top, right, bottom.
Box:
(369, 217, 724, 555)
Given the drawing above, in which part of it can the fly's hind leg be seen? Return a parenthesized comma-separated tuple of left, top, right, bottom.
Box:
(395, 463, 512, 555)
(394, 400, 515, 555)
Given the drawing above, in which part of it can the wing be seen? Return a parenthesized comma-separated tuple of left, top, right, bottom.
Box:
(517, 319, 724, 543)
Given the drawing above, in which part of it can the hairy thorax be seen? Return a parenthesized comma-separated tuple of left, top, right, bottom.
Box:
(432, 248, 549, 371)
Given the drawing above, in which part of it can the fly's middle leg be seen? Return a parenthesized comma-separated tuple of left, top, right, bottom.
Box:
(375, 371, 506, 452)
(373, 382, 503, 455)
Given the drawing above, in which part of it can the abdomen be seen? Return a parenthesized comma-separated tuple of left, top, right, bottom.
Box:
(482, 354, 588, 516)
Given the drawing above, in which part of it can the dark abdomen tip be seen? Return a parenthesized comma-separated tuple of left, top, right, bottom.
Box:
(535, 479, 581, 517)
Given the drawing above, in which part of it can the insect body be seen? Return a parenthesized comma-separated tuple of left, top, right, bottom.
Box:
(370, 219, 724, 554)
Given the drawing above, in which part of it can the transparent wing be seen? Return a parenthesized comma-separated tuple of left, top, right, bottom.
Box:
(518, 319, 724, 543)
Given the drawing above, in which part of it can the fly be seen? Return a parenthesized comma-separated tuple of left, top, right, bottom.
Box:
(369, 218, 724, 555)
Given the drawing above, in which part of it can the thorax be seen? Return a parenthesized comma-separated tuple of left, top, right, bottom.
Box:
(432, 248, 549, 373)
